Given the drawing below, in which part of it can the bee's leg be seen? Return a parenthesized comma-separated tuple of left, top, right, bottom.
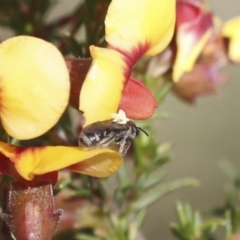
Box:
(97, 133, 115, 147)
(119, 139, 131, 156)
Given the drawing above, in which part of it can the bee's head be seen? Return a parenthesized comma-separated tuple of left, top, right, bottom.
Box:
(128, 121, 149, 138)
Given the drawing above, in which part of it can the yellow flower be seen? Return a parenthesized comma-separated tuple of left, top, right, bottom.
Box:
(0, 36, 70, 139)
(1, 0, 176, 181)
(0, 37, 122, 182)
(147, 0, 216, 83)
(105, 0, 175, 57)
(173, 0, 214, 82)
(79, 0, 176, 125)
(222, 17, 240, 63)
(0, 141, 122, 181)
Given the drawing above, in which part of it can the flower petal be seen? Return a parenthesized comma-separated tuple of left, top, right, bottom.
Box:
(79, 46, 128, 125)
(0, 141, 20, 159)
(173, 7, 213, 82)
(173, 63, 228, 103)
(0, 147, 16, 177)
(14, 146, 122, 180)
(119, 77, 158, 119)
(68, 151, 123, 177)
(222, 17, 240, 62)
(105, 0, 175, 63)
(176, 0, 202, 25)
(0, 36, 70, 139)
(0, 141, 58, 185)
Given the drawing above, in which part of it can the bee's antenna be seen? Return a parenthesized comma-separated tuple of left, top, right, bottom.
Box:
(137, 127, 149, 137)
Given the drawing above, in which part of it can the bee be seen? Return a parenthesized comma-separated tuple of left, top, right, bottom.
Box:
(78, 119, 148, 156)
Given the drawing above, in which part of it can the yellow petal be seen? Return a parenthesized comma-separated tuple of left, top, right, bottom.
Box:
(68, 151, 123, 177)
(105, 0, 175, 57)
(222, 17, 240, 62)
(0, 141, 19, 159)
(14, 146, 122, 180)
(79, 46, 127, 125)
(173, 13, 213, 82)
(0, 36, 70, 139)
(173, 29, 212, 82)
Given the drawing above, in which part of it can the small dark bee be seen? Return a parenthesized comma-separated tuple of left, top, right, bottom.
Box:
(78, 120, 148, 156)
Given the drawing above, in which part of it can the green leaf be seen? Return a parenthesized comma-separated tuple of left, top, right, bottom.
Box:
(114, 164, 133, 207)
(139, 171, 166, 190)
(156, 80, 173, 103)
(175, 202, 190, 227)
(135, 209, 147, 229)
(224, 210, 233, 238)
(114, 187, 129, 208)
(172, 202, 223, 240)
(146, 155, 171, 173)
(117, 164, 131, 188)
(201, 219, 225, 237)
(220, 161, 240, 188)
(133, 178, 199, 210)
(128, 222, 138, 240)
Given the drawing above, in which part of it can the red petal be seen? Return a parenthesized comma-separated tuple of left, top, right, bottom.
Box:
(177, 0, 201, 25)
(65, 58, 92, 110)
(173, 62, 228, 103)
(0, 153, 14, 175)
(119, 77, 158, 119)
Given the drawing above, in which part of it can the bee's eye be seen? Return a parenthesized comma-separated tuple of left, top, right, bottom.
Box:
(135, 129, 139, 136)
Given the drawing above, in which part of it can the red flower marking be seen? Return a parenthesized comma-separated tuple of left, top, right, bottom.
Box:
(119, 77, 158, 119)
(109, 42, 151, 69)
(177, 0, 201, 25)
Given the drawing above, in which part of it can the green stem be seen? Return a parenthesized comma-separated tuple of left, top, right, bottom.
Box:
(156, 81, 173, 103)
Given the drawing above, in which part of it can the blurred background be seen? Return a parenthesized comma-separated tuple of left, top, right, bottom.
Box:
(143, 0, 240, 239)
(0, 0, 239, 239)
